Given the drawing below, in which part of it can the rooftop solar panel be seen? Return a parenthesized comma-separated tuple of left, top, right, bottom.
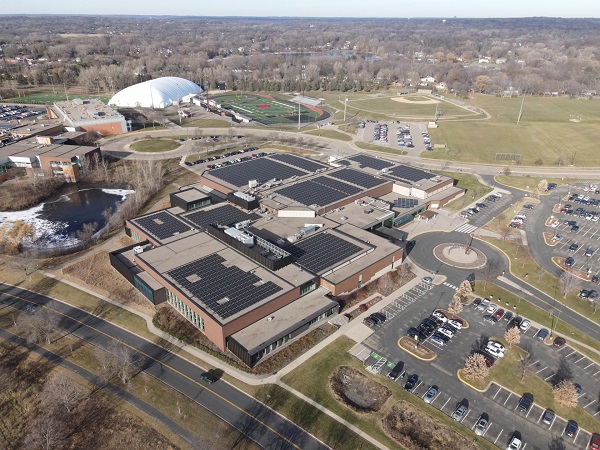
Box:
(183, 204, 259, 230)
(313, 176, 361, 196)
(327, 168, 389, 189)
(166, 253, 283, 320)
(387, 165, 433, 183)
(269, 153, 328, 172)
(133, 211, 192, 241)
(348, 154, 394, 170)
(286, 232, 363, 273)
(208, 158, 306, 187)
(275, 180, 348, 207)
(394, 198, 419, 209)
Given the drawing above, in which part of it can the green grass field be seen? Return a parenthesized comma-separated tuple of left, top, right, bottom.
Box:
(213, 93, 326, 125)
(5, 91, 110, 105)
(305, 129, 352, 141)
(424, 94, 600, 166)
(130, 139, 181, 153)
(433, 171, 493, 212)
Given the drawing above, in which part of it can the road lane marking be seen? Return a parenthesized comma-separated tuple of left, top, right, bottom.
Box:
(0, 289, 305, 450)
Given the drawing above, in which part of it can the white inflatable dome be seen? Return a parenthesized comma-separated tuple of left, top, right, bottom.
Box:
(108, 76, 202, 109)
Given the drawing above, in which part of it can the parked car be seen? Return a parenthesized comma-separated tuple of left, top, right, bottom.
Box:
(554, 336, 567, 348)
(565, 257, 575, 268)
(422, 276, 433, 284)
(589, 434, 600, 450)
(494, 308, 505, 320)
(564, 420, 578, 438)
(537, 328, 549, 340)
(542, 409, 555, 425)
(447, 319, 463, 330)
(517, 393, 534, 412)
(507, 434, 523, 450)
(437, 327, 454, 339)
(520, 319, 531, 331)
(486, 303, 498, 314)
(474, 415, 489, 436)
(404, 374, 418, 391)
(430, 335, 446, 346)
(423, 385, 438, 404)
(451, 402, 469, 421)
(432, 311, 447, 323)
(483, 314, 497, 324)
(388, 361, 405, 380)
(473, 298, 482, 307)
(369, 312, 387, 324)
(503, 311, 514, 322)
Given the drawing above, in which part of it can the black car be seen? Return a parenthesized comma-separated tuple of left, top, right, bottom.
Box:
(473, 298, 482, 307)
(432, 332, 450, 343)
(200, 372, 218, 384)
(476, 203, 488, 208)
(363, 317, 377, 326)
(513, 316, 523, 328)
(517, 393, 534, 412)
(388, 361, 405, 380)
(369, 312, 387, 324)
(404, 374, 418, 391)
(523, 204, 535, 209)
(407, 327, 420, 339)
(565, 420, 578, 438)
(565, 257, 575, 267)
(503, 311, 514, 322)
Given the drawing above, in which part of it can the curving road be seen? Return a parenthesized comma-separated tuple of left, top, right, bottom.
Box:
(0, 283, 329, 450)
(406, 231, 600, 342)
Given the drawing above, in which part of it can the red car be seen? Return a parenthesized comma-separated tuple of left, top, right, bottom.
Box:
(358, 303, 369, 312)
(589, 433, 600, 450)
(554, 337, 567, 348)
(493, 308, 505, 320)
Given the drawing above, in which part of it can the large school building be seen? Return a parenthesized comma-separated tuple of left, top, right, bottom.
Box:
(110, 153, 463, 366)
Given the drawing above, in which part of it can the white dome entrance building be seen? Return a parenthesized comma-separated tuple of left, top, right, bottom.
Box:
(108, 77, 202, 109)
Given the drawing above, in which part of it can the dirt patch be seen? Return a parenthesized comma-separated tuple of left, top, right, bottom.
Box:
(398, 337, 436, 360)
(551, 257, 591, 281)
(391, 96, 440, 104)
(543, 231, 559, 246)
(383, 400, 478, 450)
(329, 366, 391, 413)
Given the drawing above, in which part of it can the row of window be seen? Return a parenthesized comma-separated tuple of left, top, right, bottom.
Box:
(166, 289, 204, 331)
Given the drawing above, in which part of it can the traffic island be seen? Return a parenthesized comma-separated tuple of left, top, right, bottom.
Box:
(398, 336, 436, 361)
(456, 369, 490, 392)
(543, 231, 559, 246)
(551, 256, 592, 281)
(433, 243, 487, 269)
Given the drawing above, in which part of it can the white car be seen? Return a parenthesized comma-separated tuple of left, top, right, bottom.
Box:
(432, 311, 448, 323)
(507, 435, 522, 450)
(495, 192, 503, 198)
(485, 345, 505, 358)
(593, 216, 599, 222)
(551, 221, 560, 228)
(437, 327, 454, 339)
(487, 340, 505, 351)
(520, 320, 531, 331)
(583, 187, 590, 192)
(447, 319, 463, 330)
(486, 304, 498, 314)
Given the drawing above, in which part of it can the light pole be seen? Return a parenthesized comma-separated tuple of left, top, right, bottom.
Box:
(48, 73, 56, 95)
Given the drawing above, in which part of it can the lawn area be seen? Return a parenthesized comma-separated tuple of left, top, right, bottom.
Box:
(305, 129, 352, 141)
(348, 95, 476, 119)
(280, 336, 498, 450)
(182, 118, 232, 128)
(5, 91, 110, 105)
(473, 283, 600, 361)
(423, 94, 600, 166)
(461, 337, 600, 433)
(478, 236, 600, 329)
(130, 139, 181, 153)
(495, 176, 582, 193)
(433, 171, 493, 213)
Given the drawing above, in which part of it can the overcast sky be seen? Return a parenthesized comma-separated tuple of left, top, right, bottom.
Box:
(3, 0, 599, 18)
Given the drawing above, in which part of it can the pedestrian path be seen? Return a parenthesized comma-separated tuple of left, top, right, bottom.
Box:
(454, 223, 478, 233)
(442, 281, 459, 290)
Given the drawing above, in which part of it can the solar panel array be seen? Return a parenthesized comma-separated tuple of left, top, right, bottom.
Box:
(348, 154, 395, 170)
(276, 180, 346, 207)
(208, 158, 306, 187)
(387, 165, 433, 183)
(316, 176, 361, 196)
(166, 253, 283, 319)
(394, 198, 419, 209)
(328, 168, 389, 189)
(183, 204, 259, 230)
(287, 232, 363, 273)
(133, 211, 192, 241)
(269, 153, 328, 172)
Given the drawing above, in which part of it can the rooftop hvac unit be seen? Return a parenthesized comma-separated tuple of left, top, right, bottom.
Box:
(249, 179, 258, 188)
(381, 168, 390, 173)
(133, 245, 144, 255)
(267, 316, 274, 321)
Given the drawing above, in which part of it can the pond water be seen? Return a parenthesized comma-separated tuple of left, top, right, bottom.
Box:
(0, 183, 134, 246)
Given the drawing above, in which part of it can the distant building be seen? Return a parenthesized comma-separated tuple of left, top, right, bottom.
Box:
(108, 77, 202, 110)
(47, 98, 127, 135)
(0, 141, 101, 181)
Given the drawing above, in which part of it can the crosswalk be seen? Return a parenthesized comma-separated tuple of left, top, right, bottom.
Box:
(454, 223, 478, 233)
(442, 281, 458, 290)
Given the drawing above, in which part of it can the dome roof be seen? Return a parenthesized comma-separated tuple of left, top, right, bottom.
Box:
(108, 76, 202, 109)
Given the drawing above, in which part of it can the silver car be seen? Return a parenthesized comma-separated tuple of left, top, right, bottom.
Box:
(474, 416, 489, 436)
(423, 385, 438, 404)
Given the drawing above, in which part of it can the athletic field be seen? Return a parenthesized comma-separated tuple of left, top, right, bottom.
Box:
(213, 93, 328, 125)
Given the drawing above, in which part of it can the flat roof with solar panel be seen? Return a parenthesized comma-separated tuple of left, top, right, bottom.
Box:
(286, 231, 368, 274)
(385, 165, 435, 183)
(131, 210, 195, 243)
(394, 198, 419, 209)
(206, 157, 307, 188)
(328, 168, 391, 189)
(269, 153, 328, 172)
(347, 154, 395, 171)
(275, 178, 350, 207)
(182, 204, 259, 230)
(165, 253, 284, 321)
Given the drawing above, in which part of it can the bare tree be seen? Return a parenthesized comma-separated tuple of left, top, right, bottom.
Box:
(448, 295, 464, 316)
(504, 326, 521, 347)
(538, 179, 548, 193)
(554, 355, 573, 385)
(462, 353, 489, 381)
(95, 342, 138, 385)
(481, 260, 499, 289)
(41, 373, 87, 413)
(553, 381, 578, 408)
(503, 166, 512, 176)
(547, 436, 567, 450)
(16, 309, 59, 344)
(559, 270, 579, 298)
(23, 414, 64, 450)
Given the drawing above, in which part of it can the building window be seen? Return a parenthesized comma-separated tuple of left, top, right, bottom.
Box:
(299, 281, 317, 297)
(166, 289, 204, 331)
(134, 276, 154, 302)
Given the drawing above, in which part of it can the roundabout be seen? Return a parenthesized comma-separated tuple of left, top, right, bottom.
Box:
(433, 243, 487, 269)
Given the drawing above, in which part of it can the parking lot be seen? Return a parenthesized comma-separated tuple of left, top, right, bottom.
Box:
(359, 121, 429, 156)
(453, 190, 516, 234)
(0, 104, 43, 122)
(360, 281, 597, 449)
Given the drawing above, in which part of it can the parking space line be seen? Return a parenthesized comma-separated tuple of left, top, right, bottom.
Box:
(505, 392, 512, 405)
(494, 429, 504, 444)
(574, 429, 580, 442)
(483, 422, 491, 436)
(522, 443, 527, 450)
(526, 406, 533, 417)
(574, 355, 586, 363)
(535, 366, 547, 373)
(593, 369, 600, 376)
(461, 410, 470, 423)
(594, 410, 600, 417)
(413, 381, 422, 392)
(566, 350, 575, 357)
(493, 386, 502, 399)
(527, 360, 539, 367)
(584, 399, 595, 408)
(584, 362, 595, 369)
(544, 372, 556, 381)
(441, 398, 450, 411)
(537, 412, 543, 423)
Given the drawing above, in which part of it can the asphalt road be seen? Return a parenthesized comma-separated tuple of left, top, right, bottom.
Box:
(0, 283, 329, 450)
